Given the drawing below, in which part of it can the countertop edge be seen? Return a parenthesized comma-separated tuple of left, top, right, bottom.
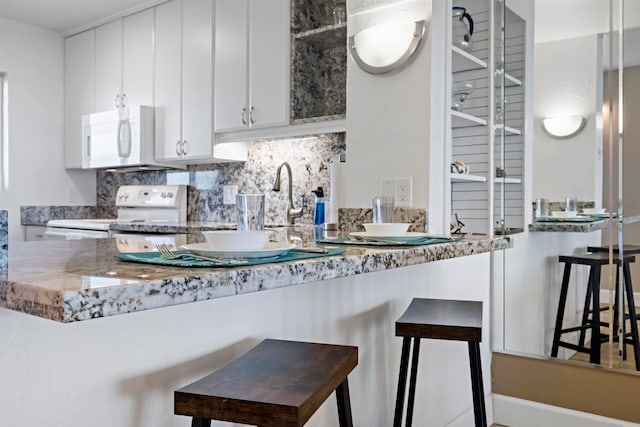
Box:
(1, 238, 511, 323)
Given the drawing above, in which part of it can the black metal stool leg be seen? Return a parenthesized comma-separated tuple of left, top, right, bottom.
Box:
(394, 337, 412, 427)
(335, 378, 353, 427)
(468, 342, 487, 427)
(405, 337, 421, 427)
(552, 263, 573, 357)
(623, 263, 640, 371)
(589, 266, 602, 364)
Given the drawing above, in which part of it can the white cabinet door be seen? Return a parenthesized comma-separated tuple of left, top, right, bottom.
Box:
(182, 0, 214, 158)
(249, 0, 289, 129)
(154, 0, 183, 161)
(64, 30, 95, 169)
(122, 8, 155, 107)
(214, 0, 249, 133)
(94, 19, 123, 113)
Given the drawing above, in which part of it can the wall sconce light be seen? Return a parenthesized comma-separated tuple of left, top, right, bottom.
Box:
(541, 116, 588, 139)
(348, 20, 426, 74)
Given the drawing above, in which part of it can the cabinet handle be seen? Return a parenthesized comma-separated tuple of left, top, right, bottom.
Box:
(115, 94, 120, 108)
(176, 140, 182, 156)
(182, 140, 189, 155)
(249, 106, 255, 125)
(121, 93, 127, 107)
(241, 107, 247, 126)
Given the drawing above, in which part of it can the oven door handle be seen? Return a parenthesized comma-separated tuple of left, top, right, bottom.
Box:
(44, 230, 94, 240)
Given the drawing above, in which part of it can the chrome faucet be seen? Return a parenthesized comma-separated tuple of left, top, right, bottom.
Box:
(272, 161, 303, 225)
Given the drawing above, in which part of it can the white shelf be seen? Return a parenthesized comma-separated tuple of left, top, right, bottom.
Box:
(451, 173, 487, 182)
(494, 124, 521, 135)
(495, 177, 522, 184)
(451, 110, 487, 127)
(452, 45, 488, 72)
(505, 73, 522, 87)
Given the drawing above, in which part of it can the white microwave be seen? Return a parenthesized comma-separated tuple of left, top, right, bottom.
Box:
(82, 105, 172, 170)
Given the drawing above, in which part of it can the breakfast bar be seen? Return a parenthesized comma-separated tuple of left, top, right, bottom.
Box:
(0, 232, 509, 322)
(0, 233, 508, 426)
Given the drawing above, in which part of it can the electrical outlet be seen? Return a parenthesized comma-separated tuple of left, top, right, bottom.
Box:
(396, 177, 412, 207)
(223, 185, 238, 205)
(379, 178, 395, 197)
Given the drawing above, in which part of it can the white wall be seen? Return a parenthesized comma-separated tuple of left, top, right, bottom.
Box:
(0, 17, 96, 242)
(532, 35, 602, 204)
(345, 1, 433, 227)
(0, 255, 493, 427)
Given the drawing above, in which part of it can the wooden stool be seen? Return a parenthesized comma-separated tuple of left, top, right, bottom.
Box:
(587, 245, 640, 370)
(550, 252, 640, 370)
(175, 339, 358, 427)
(393, 298, 486, 427)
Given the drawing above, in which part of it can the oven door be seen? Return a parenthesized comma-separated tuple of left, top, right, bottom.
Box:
(44, 227, 110, 240)
(112, 233, 188, 252)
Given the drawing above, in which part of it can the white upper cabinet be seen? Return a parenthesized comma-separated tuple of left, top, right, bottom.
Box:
(182, 0, 215, 157)
(94, 10, 154, 112)
(64, 30, 95, 169)
(94, 20, 122, 112)
(155, 0, 214, 161)
(214, 0, 290, 133)
(249, 0, 290, 129)
(122, 9, 155, 107)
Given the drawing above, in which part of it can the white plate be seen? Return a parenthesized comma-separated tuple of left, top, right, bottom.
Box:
(181, 242, 295, 259)
(349, 231, 436, 242)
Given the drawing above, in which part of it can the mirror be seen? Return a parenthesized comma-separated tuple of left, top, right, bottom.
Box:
(499, 0, 640, 375)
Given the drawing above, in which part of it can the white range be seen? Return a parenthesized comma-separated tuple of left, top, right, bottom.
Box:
(45, 185, 189, 250)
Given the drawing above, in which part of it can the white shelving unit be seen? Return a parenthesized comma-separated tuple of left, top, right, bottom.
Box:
(448, 0, 526, 236)
(449, 1, 493, 236)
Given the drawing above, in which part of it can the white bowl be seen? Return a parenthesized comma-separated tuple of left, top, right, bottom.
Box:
(202, 230, 270, 250)
(551, 211, 578, 218)
(363, 223, 410, 236)
(582, 208, 606, 215)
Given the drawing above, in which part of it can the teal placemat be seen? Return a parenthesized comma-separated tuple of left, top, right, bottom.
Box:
(316, 236, 460, 246)
(116, 247, 345, 268)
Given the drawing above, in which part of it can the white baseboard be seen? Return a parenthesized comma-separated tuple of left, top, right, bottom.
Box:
(492, 394, 640, 427)
(445, 396, 494, 427)
(600, 289, 640, 304)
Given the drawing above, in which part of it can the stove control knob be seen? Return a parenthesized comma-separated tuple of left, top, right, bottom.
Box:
(161, 192, 167, 198)
(167, 192, 173, 198)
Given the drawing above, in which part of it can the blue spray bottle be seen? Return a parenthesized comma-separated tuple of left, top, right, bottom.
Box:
(311, 187, 325, 225)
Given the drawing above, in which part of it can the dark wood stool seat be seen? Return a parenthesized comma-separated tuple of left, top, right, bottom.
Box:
(393, 298, 486, 427)
(551, 252, 640, 371)
(175, 339, 358, 427)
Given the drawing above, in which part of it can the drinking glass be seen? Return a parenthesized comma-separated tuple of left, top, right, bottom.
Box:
(565, 197, 577, 213)
(535, 198, 549, 218)
(451, 80, 474, 112)
(236, 194, 265, 231)
(372, 196, 395, 223)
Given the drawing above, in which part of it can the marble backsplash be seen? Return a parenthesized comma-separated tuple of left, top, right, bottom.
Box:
(97, 133, 346, 225)
(1, 210, 7, 270)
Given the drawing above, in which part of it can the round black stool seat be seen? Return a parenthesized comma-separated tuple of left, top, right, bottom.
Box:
(551, 252, 640, 371)
(393, 298, 486, 427)
(174, 339, 358, 427)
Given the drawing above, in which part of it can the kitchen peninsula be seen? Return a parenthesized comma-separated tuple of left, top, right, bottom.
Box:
(1, 233, 509, 322)
(0, 233, 509, 426)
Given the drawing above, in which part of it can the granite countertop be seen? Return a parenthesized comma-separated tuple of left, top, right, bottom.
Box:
(0, 231, 511, 323)
(528, 218, 610, 233)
